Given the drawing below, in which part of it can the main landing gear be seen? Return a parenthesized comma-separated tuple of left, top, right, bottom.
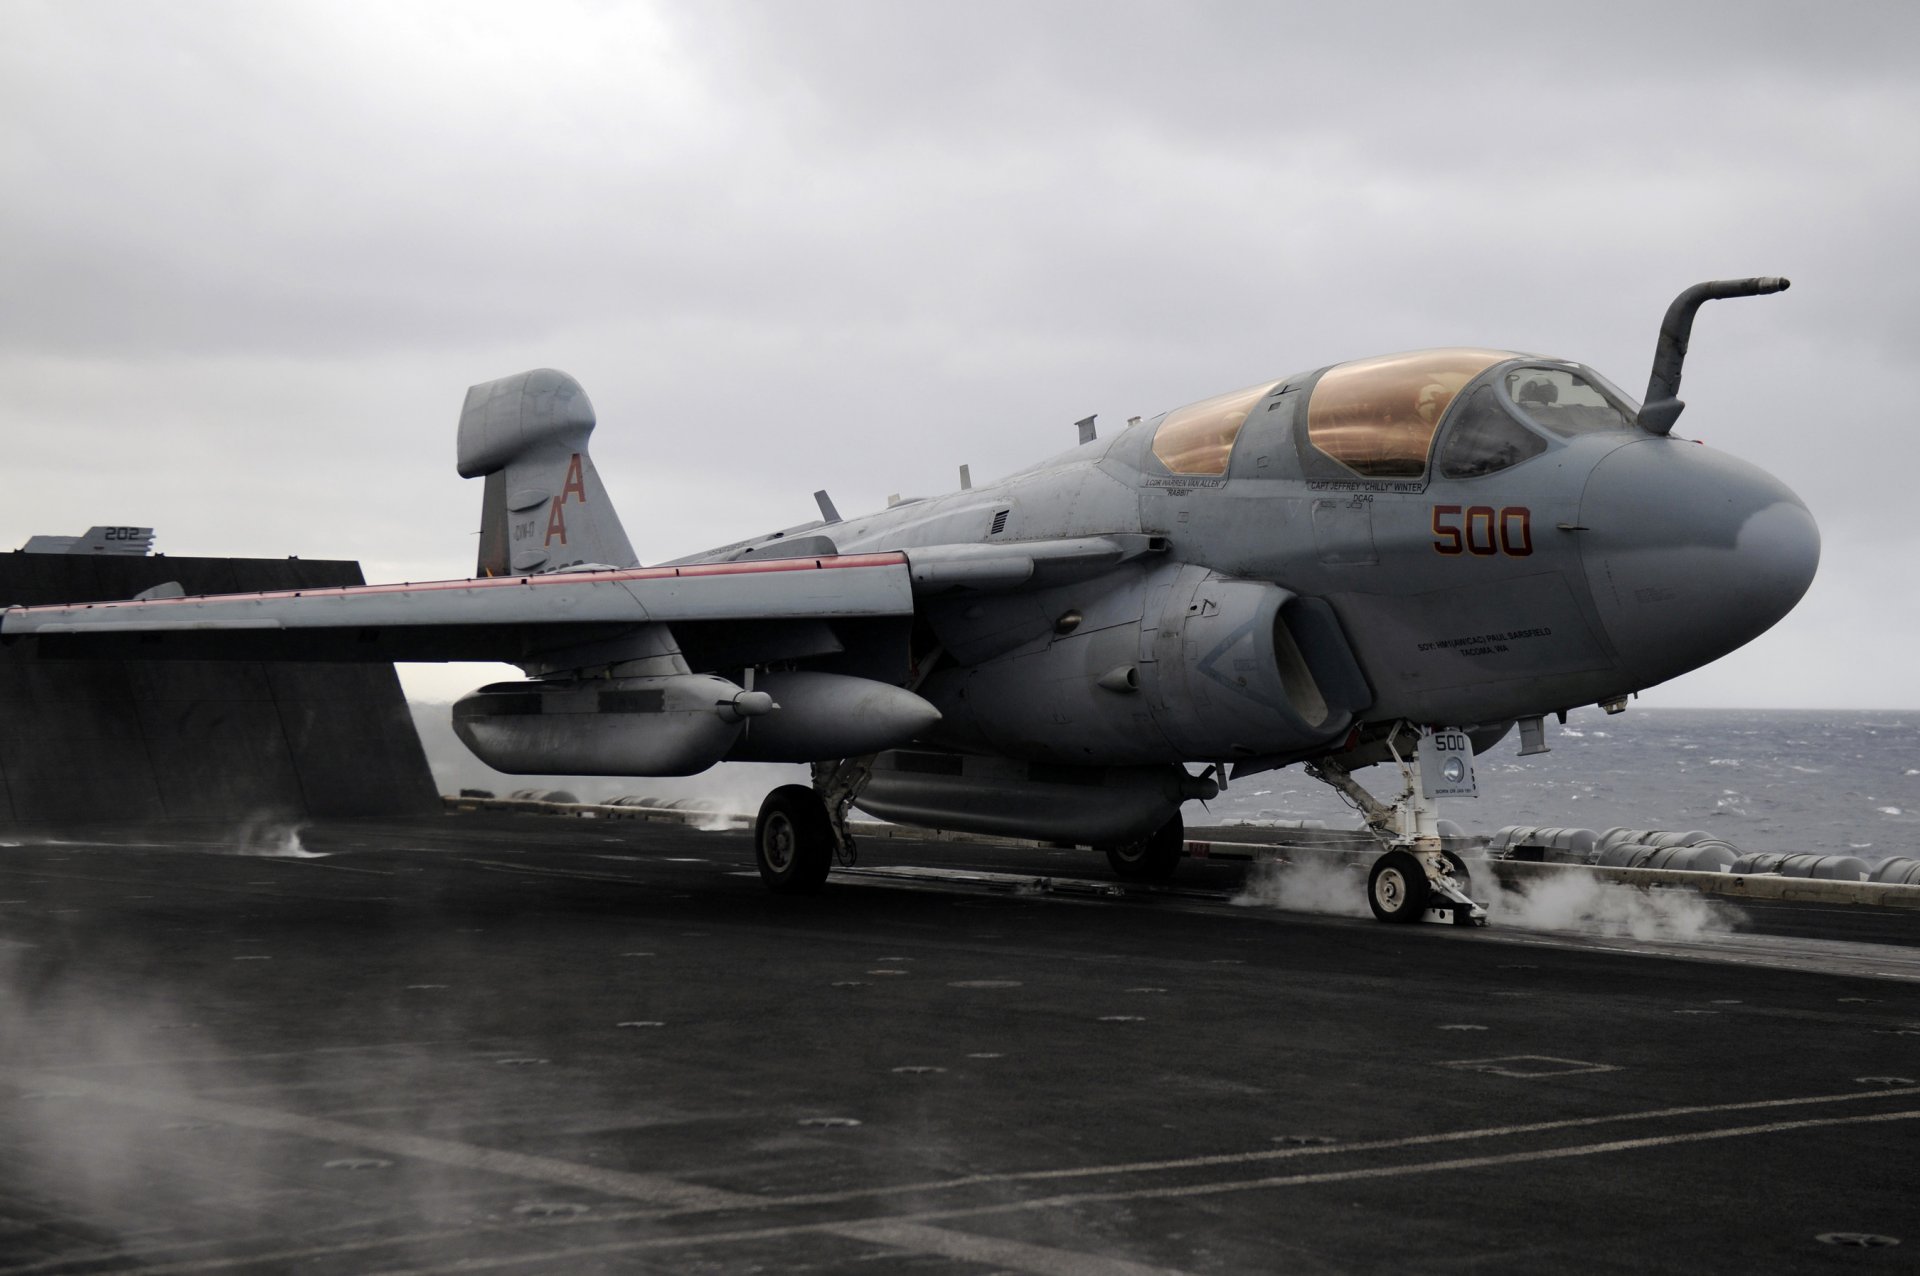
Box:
(1307, 725, 1487, 927)
(752, 756, 876, 894)
(1104, 811, 1185, 882)
(753, 785, 834, 893)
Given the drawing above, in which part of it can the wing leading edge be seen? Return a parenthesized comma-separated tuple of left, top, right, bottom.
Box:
(2, 534, 1166, 673)
(1, 553, 914, 667)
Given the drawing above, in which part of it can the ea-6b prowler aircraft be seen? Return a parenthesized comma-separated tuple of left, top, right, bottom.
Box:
(2, 279, 1818, 924)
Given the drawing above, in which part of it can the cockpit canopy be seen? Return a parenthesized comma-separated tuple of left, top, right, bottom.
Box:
(1305, 349, 1509, 479)
(1148, 379, 1281, 476)
(1436, 364, 1640, 479)
(1501, 366, 1639, 437)
(1147, 347, 1641, 481)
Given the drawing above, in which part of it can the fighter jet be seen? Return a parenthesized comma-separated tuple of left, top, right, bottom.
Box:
(2, 279, 1817, 924)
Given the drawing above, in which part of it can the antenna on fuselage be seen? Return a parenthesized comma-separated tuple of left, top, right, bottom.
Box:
(1076, 415, 1097, 445)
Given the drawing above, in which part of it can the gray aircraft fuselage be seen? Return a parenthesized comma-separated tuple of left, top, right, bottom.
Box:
(691, 348, 1817, 778)
(1, 280, 1818, 877)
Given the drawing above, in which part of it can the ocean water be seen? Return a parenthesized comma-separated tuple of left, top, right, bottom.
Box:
(1210, 708, 1920, 861)
(414, 702, 1919, 862)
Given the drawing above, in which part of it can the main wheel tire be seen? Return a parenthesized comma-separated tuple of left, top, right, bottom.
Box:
(1442, 848, 1472, 895)
(1104, 813, 1184, 882)
(755, 785, 834, 894)
(1368, 849, 1431, 923)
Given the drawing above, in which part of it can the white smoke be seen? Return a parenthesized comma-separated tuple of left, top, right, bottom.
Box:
(690, 805, 750, 833)
(0, 949, 275, 1236)
(1234, 855, 1739, 942)
(1474, 868, 1737, 942)
(1231, 856, 1371, 918)
(227, 817, 325, 858)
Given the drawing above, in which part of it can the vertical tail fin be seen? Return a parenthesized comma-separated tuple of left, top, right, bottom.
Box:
(458, 370, 638, 574)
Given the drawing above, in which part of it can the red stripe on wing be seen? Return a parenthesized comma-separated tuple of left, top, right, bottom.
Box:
(8, 552, 911, 615)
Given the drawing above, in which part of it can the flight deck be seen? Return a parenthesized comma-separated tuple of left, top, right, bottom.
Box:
(1, 812, 1914, 1274)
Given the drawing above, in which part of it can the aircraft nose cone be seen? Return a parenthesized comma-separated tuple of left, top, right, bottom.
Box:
(1579, 438, 1819, 688)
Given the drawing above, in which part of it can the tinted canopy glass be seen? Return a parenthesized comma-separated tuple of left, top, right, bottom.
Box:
(1307, 349, 1510, 478)
(1150, 380, 1281, 476)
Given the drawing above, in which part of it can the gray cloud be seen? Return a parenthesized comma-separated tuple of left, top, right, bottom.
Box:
(2, 0, 1916, 705)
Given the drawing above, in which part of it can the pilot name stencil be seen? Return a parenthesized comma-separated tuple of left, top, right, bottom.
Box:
(1144, 475, 1226, 493)
(1309, 479, 1426, 495)
(1418, 627, 1554, 657)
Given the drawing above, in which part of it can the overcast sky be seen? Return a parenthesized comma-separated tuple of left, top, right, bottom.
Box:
(4, 1, 1917, 707)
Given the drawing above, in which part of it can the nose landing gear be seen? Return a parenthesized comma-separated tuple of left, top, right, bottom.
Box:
(1365, 845, 1482, 926)
(1308, 724, 1488, 927)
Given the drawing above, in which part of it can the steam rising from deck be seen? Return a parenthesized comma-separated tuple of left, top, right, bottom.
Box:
(228, 818, 324, 858)
(1235, 857, 1739, 942)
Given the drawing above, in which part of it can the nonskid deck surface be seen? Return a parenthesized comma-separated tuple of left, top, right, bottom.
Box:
(0, 813, 1914, 1274)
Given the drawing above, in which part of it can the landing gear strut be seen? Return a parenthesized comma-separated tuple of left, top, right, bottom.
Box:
(811, 754, 876, 866)
(751, 755, 877, 894)
(1307, 725, 1487, 927)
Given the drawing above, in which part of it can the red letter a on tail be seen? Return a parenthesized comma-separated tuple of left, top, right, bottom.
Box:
(560, 453, 587, 504)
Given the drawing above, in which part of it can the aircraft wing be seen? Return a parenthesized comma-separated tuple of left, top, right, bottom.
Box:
(0, 553, 915, 666)
(1, 534, 1164, 671)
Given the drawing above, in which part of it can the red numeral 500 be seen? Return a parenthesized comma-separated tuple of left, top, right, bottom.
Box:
(1432, 505, 1531, 557)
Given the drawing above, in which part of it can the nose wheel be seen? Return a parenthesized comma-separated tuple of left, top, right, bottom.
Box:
(1307, 724, 1488, 927)
(1367, 846, 1483, 925)
(1367, 849, 1428, 922)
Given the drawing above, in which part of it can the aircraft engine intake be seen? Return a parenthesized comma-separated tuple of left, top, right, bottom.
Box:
(452, 674, 762, 777)
(1139, 572, 1372, 760)
(923, 567, 1370, 766)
